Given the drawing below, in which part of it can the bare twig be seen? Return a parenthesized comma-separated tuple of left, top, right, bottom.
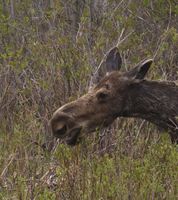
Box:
(0, 154, 16, 179)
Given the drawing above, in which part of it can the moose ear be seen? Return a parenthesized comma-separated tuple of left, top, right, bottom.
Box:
(98, 47, 122, 77)
(89, 47, 122, 87)
(105, 47, 122, 72)
(125, 59, 153, 80)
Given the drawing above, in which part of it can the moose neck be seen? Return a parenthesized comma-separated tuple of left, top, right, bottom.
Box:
(122, 80, 178, 132)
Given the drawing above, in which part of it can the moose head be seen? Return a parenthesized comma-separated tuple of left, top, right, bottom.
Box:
(50, 47, 164, 145)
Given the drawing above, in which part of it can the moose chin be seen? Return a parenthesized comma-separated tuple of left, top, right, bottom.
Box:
(50, 47, 178, 146)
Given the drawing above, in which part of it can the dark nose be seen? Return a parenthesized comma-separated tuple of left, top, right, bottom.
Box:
(54, 124, 67, 137)
(50, 112, 71, 138)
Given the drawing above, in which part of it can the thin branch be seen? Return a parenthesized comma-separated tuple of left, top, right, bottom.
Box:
(0, 154, 16, 179)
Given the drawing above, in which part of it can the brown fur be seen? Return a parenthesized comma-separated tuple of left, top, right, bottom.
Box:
(50, 48, 178, 145)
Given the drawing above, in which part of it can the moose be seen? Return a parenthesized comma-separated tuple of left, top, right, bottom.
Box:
(50, 47, 178, 146)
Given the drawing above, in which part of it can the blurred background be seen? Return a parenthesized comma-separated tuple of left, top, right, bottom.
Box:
(0, 1, 178, 199)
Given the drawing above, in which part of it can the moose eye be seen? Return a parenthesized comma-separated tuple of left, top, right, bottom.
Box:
(96, 91, 109, 103)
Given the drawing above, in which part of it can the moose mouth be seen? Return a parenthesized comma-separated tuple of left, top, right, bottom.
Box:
(63, 127, 82, 146)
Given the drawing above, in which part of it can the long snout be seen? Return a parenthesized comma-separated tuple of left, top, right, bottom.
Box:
(51, 112, 71, 137)
(50, 111, 82, 145)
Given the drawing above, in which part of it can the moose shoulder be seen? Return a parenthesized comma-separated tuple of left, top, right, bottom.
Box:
(50, 47, 178, 145)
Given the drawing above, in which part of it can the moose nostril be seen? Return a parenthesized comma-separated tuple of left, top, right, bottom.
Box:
(96, 91, 109, 103)
(55, 124, 67, 137)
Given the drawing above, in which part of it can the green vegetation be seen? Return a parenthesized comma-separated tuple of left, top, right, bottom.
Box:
(0, 1, 177, 199)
